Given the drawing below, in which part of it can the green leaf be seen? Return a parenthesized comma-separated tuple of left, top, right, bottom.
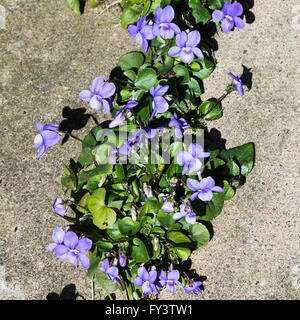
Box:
(77, 192, 90, 213)
(61, 175, 77, 190)
(85, 175, 104, 192)
(226, 159, 240, 176)
(154, 56, 174, 75)
(90, 0, 100, 8)
(189, 0, 211, 24)
(192, 59, 215, 80)
(93, 206, 117, 230)
(112, 164, 125, 182)
(118, 217, 140, 236)
(159, 175, 169, 189)
(167, 231, 192, 245)
(120, 6, 142, 29)
(132, 237, 150, 263)
(140, 197, 162, 216)
(207, 0, 231, 10)
(107, 200, 123, 210)
(78, 164, 113, 182)
(220, 142, 255, 176)
(94, 269, 117, 291)
(106, 222, 124, 241)
(124, 69, 137, 82)
(186, 77, 202, 98)
(205, 157, 226, 171)
(135, 68, 157, 91)
(66, 0, 81, 15)
(96, 240, 114, 251)
(199, 100, 223, 121)
(118, 51, 145, 71)
(222, 180, 235, 200)
(173, 65, 190, 84)
(189, 223, 210, 247)
(157, 211, 175, 229)
(87, 252, 101, 278)
(93, 144, 114, 165)
(170, 247, 191, 260)
(198, 192, 224, 221)
(88, 188, 107, 211)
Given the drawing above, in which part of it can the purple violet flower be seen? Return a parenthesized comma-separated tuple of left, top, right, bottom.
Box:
(229, 72, 244, 96)
(173, 202, 196, 224)
(189, 143, 211, 158)
(150, 85, 169, 120)
(184, 281, 203, 295)
(187, 176, 224, 202)
(46, 227, 92, 269)
(152, 5, 181, 39)
(99, 258, 121, 286)
(127, 15, 155, 53)
(158, 270, 183, 293)
(79, 76, 116, 113)
(52, 197, 67, 217)
(212, 2, 245, 33)
(133, 267, 159, 295)
(177, 143, 210, 175)
(34, 122, 60, 160)
(168, 30, 204, 64)
(169, 112, 190, 139)
(111, 129, 145, 155)
(109, 100, 138, 128)
(158, 193, 175, 213)
(177, 151, 201, 175)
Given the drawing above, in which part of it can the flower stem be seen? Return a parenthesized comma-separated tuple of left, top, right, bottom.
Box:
(91, 276, 95, 300)
(201, 88, 232, 119)
(120, 275, 130, 300)
(104, 287, 113, 300)
(58, 130, 95, 149)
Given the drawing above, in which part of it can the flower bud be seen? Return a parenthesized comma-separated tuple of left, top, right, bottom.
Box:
(169, 177, 178, 187)
(150, 265, 156, 272)
(119, 253, 127, 267)
(154, 237, 159, 251)
(112, 257, 118, 266)
(130, 207, 137, 222)
(98, 176, 106, 187)
(142, 182, 154, 200)
(52, 197, 67, 217)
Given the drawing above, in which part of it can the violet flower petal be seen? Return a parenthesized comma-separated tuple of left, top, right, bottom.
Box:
(79, 90, 93, 101)
(212, 10, 224, 22)
(234, 16, 245, 30)
(63, 231, 79, 249)
(75, 238, 92, 252)
(221, 17, 234, 33)
(52, 227, 65, 244)
(228, 3, 243, 17)
(91, 76, 104, 95)
(78, 253, 90, 269)
(186, 30, 200, 47)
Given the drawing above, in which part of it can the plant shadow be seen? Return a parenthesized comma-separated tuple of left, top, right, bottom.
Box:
(46, 283, 82, 300)
(59, 106, 100, 144)
(239, 0, 255, 24)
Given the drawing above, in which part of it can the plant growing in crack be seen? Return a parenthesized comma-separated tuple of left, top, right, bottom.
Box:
(37, 1, 255, 299)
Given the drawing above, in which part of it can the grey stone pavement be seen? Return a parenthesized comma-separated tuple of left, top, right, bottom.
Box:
(0, 0, 299, 300)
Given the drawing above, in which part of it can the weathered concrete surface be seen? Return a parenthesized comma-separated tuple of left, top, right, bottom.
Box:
(0, 0, 299, 300)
